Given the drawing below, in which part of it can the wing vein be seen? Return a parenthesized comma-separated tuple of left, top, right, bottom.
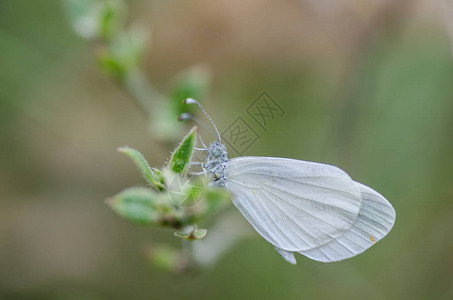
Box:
(264, 184, 358, 229)
(263, 185, 350, 232)
(233, 171, 357, 201)
(259, 189, 320, 248)
(229, 178, 357, 215)
(252, 190, 300, 248)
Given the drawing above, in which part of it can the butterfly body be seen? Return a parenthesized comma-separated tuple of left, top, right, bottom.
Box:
(203, 141, 229, 187)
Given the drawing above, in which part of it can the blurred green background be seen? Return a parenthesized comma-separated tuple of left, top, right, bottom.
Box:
(1, 0, 453, 299)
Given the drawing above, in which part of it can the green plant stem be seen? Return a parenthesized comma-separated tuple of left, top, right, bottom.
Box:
(123, 68, 165, 117)
(181, 234, 195, 270)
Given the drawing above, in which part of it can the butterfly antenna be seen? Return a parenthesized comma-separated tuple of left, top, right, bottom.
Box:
(184, 98, 221, 142)
(178, 113, 218, 140)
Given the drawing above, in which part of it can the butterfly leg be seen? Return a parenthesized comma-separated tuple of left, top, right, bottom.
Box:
(198, 135, 210, 154)
(188, 170, 208, 176)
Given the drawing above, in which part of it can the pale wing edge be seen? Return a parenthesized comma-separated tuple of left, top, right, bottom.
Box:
(297, 182, 396, 262)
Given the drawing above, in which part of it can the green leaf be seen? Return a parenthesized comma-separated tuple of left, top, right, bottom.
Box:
(98, 51, 128, 80)
(193, 227, 208, 239)
(169, 126, 197, 175)
(164, 172, 205, 209)
(107, 187, 161, 225)
(99, 0, 125, 41)
(97, 27, 148, 80)
(174, 225, 207, 240)
(64, 0, 125, 41)
(118, 146, 165, 190)
(152, 168, 165, 185)
(64, 0, 100, 39)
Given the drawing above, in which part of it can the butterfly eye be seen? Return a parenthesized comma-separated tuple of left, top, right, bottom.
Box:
(212, 146, 222, 157)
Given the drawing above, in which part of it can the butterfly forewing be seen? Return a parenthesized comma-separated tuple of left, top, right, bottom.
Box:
(226, 157, 362, 252)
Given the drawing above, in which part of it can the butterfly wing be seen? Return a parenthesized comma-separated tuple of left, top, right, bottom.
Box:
(226, 156, 363, 253)
(297, 182, 396, 262)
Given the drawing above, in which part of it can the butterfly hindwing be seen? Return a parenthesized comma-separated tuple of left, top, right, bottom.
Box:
(299, 182, 396, 262)
(226, 156, 363, 252)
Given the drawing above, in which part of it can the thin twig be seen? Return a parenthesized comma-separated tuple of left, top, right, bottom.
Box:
(123, 68, 165, 117)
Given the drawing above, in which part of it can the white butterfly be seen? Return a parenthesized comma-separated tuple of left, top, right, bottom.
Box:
(185, 98, 396, 264)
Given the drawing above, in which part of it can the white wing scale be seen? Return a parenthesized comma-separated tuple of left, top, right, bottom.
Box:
(226, 156, 395, 263)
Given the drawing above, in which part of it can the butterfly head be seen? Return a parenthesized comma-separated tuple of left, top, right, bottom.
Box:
(208, 141, 227, 158)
